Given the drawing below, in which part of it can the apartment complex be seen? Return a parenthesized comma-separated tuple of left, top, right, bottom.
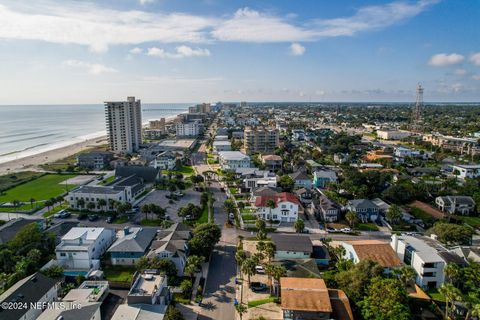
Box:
(244, 126, 279, 154)
(423, 133, 480, 156)
(105, 96, 142, 153)
(175, 120, 204, 137)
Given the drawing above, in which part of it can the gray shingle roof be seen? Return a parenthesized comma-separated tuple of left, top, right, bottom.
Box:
(116, 166, 159, 183)
(271, 234, 313, 253)
(108, 227, 157, 253)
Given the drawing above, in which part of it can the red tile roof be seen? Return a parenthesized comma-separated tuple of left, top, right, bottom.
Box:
(255, 192, 301, 207)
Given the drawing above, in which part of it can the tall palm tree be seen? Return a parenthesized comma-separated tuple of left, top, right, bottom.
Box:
(345, 211, 357, 228)
(393, 265, 417, 288)
(270, 265, 287, 296)
(29, 198, 36, 209)
(266, 199, 276, 227)
(444, 263, 461, 286)
(235, 249, 247, 268)
(98, 199, 107, 212)
(241, 258, 256, 284)
(439, 283, 462, 320)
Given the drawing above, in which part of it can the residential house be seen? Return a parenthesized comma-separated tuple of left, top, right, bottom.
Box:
(289, 171, 312, 189)
(127, 269, 170, 305)
(147, 223, 191, 276)
(313, 169, 338, 189)
(271, 234, 312, 260)
(394, 146, 421, 159)
(341, 240, 402, 271)
(391, 234, 466, 289)
(292, 129, 306, 141)
(218, 151, 251, 171)
(56, 227, 115, 273)
(108, 227, 157, 266)
(435, 196, 476, 215)
(452, 164, 480, 179)
(152, 150, 177, 170)
(333, 153, 349, 164)
(280, 277, 354, 320)
(244, 174, 277, 191)
(262, 154, 283, 172)
(0, 272, 60, 320)
(295, 188, 313, 204)
(312, 195, 339, 222)
(77, 151, 114, 170)
(345, 199, 380, 222)
(254, 192, 301, 222)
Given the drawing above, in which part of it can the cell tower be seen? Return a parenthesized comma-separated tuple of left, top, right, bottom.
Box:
(413, 83, 424, 125)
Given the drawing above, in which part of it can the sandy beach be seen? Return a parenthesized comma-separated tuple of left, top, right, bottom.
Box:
(0, 136, 108, 175)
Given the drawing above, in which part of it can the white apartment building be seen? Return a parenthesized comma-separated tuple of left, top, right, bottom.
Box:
(452, 164, 480, 179)
(105, 96, 142, 153)
(213, 140, 232, 153)
(218, 151, 251, 170)
(176, 120, 203, 137)
(56, 227, 115, 272)
(67, 184, 136, 211)
(391, 234, 448, 289)
(377, 130, 412, 140)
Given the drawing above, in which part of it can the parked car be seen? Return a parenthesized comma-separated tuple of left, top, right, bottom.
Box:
(184, 215, 194, 221)
(87, 215, 99, 221)
(173, 191, 184, 197)
(341, 228, 352, 233)
(54, 209, 67, 218)
(255, 266, 265, 274)
(250, 282, 268, 292)
(106, 217, 113, 223)
(77, 213, 87, 220)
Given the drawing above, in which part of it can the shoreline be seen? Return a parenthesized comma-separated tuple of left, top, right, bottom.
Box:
(0, 113, 183, 175)
(0, 136, 108, 175)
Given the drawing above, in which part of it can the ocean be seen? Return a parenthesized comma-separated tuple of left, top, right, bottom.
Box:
(0, 103, 190, 164)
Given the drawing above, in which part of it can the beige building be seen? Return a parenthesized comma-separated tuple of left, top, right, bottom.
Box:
(105, 96, 142, 153)
(149, 118, 166, 130)
(244, 126, 279, 154)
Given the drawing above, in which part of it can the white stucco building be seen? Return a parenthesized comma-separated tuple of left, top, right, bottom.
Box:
(218, 151, 251, 170)
(254, 192, 301, 222)
(56, 227, 115, 273)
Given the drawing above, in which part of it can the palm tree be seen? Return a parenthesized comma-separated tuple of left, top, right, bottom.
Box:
(235, 249, 247, 268)
(12, 199, 20, 212)
(141, 204, 151, 220)
(98, 199, 107, 212)
(77, 198, 85, 210)
(185, 255, 204, 281)
(386, 204, 402, 224)
(270, 265, 287, 296)
(393, 265, 416, 288)
(263, 242, 276, 262)
(444, 263, 461, 286)
(345, 211, 357, 228)
(294, 219, 305, 233)
(255, 218, 267, 240)
(439, 283, 462, 320)
(86, 202, 95, 212)
(29, 198, 36, 209)
(235, 303, 247, 320)
(241, 258, 256, 284)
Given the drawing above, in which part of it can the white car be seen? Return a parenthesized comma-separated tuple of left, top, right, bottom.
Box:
(255, 266, 265, 274)
(341, 228, 352, 233)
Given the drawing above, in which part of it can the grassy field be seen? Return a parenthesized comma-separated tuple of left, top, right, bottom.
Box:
(456, 215, 480, 228)
(104, 266, 135, 282)
(247, 296, 278, 308)
(355, 223, 379, 231)
(0, 171, 44, 192)
(112, 216, 129, 224)
(0, 174, 76, 204)
(427, 289, 445, 302)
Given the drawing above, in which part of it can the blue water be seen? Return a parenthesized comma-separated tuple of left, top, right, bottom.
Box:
(0, 103, 189, 163)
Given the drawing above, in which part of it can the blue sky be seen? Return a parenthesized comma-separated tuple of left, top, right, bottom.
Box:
(0, 0, 479, 104)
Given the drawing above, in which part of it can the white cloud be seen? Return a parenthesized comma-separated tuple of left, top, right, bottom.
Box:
(139, 0, 155, 5)
(129, 47, 143, 54)
(428, 53, 465, 66)
(289, 43, 305, 56)
(147, 45, 210, 58)
(0, 1, 440, 51)
(454, 69, 467, 76)
(472, 75, 480, 81)
(63, 59, 117, 75)
(470, 52, 480, 66)
(0, 1, 215, 52)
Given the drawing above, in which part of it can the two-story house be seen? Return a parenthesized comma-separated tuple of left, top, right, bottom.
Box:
(56, 227, 115, 273)
(341, 240, 402, 272)
(108, 227, 157, 266)
(254, 192, 301, 223)
(435, 196, 476, 215)
(147, 223, 191, 276)
(345, 199, 380, 222)
(289, 171, 312, 189)
(271, 234, 313, 260)
(312, 195, 340, 222)
(313, 169, 338, 189)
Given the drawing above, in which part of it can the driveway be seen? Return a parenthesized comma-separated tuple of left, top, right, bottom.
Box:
(136, 189, 202, 222)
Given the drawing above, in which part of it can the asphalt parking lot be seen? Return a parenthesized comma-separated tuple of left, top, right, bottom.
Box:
(136, 188, 202, 222)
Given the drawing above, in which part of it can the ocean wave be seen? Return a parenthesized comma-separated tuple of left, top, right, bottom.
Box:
(0, 143, 49, 157)
(2, 133, 56, 144)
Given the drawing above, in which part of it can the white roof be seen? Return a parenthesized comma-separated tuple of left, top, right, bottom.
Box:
(453, 164, 480, 169)
(213, 140, 231, 146)
(62, 227, 106, 241)
(218, 151, 250, 161)
(111, 304, 166, 320)
(398, 235, 445, 263)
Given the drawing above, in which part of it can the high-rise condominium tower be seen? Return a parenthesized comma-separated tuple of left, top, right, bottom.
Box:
(105, 96, 142, 153)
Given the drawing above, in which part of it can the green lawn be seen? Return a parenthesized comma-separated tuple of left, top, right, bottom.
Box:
(427, 289, 445, 302)
(177, 165, 195, 175)
(103, 266, 135, 282)
(355, 223, 379, 231)
(99, 176, 116, 185)
(242, 213, 256, 221)
(112, 216, 129, 224)
(229, 187, 238, 194)
(247, 296, 279, 308)
(456, 215, 480, 228)
(0, 171, 44, 192)
(0, 174, 76, 204)
(197, 206, 209, 224)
